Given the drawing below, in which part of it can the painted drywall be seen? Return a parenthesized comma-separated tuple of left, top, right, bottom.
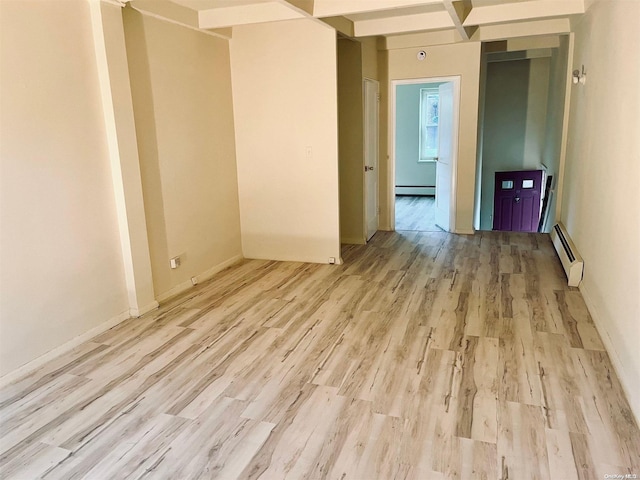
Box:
(563, 0, 640, 420)
(378, 49, 391, 229)
(540, 36, 570, 232)
(97, 2, 157, 315)
(230, 19, 341, 264)
(395, 83, 437, 194)
(473, 48, 489, 230)
(124, 9, 242, 300)
(384, 42, 481, 233)
(361, 36, 379, 81)
(0, 0, 129, 375)
(479, 57, 550, 230)
(337, 39, 365, 245)
(524, 57, 549, 165)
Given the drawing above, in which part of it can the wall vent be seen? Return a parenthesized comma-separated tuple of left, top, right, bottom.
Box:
(550, 222, 584, 287)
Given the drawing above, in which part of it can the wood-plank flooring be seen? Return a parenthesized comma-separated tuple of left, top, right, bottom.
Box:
(1, 231, 639, 479)
(395, 195, 440, 232)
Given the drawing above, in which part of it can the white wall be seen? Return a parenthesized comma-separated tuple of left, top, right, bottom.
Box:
(124, 10, 242, 300)
(230, 19, 341, 264)
(563, 0, 640, 419)
(384, 42, 482, 233)
(0, 0, 130, 375)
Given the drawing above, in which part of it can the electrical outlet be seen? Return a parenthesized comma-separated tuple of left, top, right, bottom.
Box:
(328, 257, 336, 264)
(170, 256, 181, 269)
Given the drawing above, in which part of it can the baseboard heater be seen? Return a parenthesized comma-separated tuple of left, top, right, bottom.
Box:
(550, 222, 584, 287)
(395, 185, 435, 195)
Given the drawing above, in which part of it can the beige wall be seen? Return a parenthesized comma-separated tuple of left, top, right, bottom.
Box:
(230, 19, 341, 264)
(384, 42, 481, 233)
(361, 36, 379, 81)
(0, 0, 130, 375)
(378, 49, 391, 229)
(98, 2, 157, 315)
(563, 0, 640, 419)
(541, 35, 570, 231)
(124, 9, 242, 300)
(338, 39, 365, 245)
(338, 35, 380, 245)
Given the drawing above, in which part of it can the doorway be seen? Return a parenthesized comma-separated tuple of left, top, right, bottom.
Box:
(364, 78, 379, 241)
(391, 77, 461, 232)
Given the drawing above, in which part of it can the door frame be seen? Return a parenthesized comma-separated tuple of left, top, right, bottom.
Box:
(363, 77, 380, 242)
(390, 76, 461, 232)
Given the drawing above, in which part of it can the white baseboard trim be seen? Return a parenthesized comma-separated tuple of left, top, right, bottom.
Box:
(130, 300, 159, 318)
(0, 310, 131, 388)
(155, 255, 243, 304)
(579, 281, 640, 425)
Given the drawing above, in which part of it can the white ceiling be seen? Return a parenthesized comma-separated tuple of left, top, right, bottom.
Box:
(128, 0, 584, 41)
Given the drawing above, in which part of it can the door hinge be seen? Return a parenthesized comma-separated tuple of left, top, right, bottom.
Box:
(377, 206, 381, 214)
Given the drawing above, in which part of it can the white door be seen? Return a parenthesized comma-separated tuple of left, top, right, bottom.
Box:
(435, 82, 454, 231)
(364, 78, 379, 241)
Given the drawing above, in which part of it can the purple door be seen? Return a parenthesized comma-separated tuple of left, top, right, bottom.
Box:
(493, 170, 543, 232)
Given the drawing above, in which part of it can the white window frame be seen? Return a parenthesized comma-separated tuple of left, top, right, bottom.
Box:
(418, 87, 440, 162)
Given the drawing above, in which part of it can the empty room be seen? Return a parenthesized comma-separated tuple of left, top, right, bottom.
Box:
(1, 0, 639, 478)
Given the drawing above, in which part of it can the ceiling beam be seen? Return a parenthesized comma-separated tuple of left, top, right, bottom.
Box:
(313, 0, 441, 18)
(384, 29, 463, 49)
(464, 25, 479, 40)
(477, 17, 571, 41)
(321, 16, 355, 37)
(442, 0, 475, 40)
(204, 27, 233, 39)
(129, 0, 232, 39)
(354, 10, 453, 37)
(198, 2, 306, 29)
(129, 0, 199, 28)
(506, 34, 560, 51)
(277, 0, 314, 16)
(464, 0, 584, 27)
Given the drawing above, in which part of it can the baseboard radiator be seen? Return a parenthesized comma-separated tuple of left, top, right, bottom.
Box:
(550, 222, 584, 287)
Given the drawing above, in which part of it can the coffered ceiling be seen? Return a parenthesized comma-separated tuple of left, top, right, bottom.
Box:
(127, 0, 584, 40)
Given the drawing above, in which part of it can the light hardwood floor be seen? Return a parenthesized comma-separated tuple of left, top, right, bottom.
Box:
(395, 195, 439, 232)
(1, 231, 639, 479)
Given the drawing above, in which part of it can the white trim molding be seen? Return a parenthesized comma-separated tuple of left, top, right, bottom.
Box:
(391, 76, 461, 233)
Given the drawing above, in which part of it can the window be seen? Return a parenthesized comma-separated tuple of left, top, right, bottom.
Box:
(419, 88, 439, 162)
